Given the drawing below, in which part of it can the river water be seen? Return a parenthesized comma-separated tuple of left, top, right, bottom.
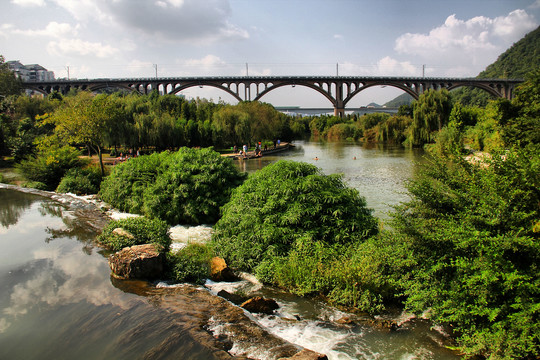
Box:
(234, 140, 426, 219)
(0, 141, 461, 360)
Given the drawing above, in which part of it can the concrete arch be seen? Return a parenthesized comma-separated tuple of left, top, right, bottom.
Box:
(168, 82, 243, 102)
(446, 83, 501, 98)
(343, 82, 419, 107)
(23, 86, 48, 96)
(88, 83, 136, 94)
(253, 81, 336, 107)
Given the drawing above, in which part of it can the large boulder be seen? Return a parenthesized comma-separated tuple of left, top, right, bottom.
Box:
(217, 289, 249, 305)
(240, 296, 279, 315)
(111, 227, 135, 240)
(109, 243, 165, 280)
(278, 349, 328, 360)
(209, 257, 237, 282)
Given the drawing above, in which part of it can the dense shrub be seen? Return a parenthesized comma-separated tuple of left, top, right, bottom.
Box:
(325, 123, 359, 140)
(166, 243, 214, 284)
(141, 147, 246, 224)
(16, 143, 85, 190)
(390, 145, 540, 359)
(99, 151, 167, 214)
(100, 147, 246, 225)
(211, 160, 379, 273)
(56, 166, 103, 195)
(97, 216, 171, 251)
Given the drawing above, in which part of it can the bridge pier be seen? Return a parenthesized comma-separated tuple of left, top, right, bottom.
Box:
(334, 107, 345, 117)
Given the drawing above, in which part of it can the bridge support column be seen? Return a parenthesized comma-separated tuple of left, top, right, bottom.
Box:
(334, 107, 345, 117)
(334, 81, 345, 117)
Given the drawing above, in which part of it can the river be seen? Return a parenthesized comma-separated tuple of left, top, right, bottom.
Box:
(0, 141, 460, 360)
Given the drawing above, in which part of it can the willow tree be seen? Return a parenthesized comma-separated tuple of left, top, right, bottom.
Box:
(410, 89, 452, 147)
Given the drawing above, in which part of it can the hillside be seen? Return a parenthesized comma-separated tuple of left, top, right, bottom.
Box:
(384, 25, 540, 107)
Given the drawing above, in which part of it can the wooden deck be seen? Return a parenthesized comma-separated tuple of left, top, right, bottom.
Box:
(222, 142, 294, 160)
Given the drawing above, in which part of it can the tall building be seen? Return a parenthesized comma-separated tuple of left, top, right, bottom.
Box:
(7, 61, 55, 81)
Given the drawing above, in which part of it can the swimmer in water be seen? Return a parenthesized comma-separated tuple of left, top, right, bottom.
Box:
(314, 157, 319, 160)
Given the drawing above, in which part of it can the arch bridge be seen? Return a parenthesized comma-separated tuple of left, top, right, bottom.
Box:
(23, 76, 523, 116)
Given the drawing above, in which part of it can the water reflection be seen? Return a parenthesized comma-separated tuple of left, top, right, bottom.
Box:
(0, 189, 41, 228)
(0, 189, 228, 360)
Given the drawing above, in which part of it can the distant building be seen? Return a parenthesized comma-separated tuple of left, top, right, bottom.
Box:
(7, 61, 55, 82)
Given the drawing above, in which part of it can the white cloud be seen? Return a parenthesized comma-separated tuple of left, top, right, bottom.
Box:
(376, 56, 417, 76)
(0, 24, 14, 38)
(334, 34, 344, 40)
(51, 0, 112, 22)
(339, 57, 418, 76)
(11, 0, 45, 7)
(492, 9, 538, 39)
(395, 10, 537, 57)
(51, 0, 248, 43)
(47, 38, 119, 58)
(393, 9, 538, 75)
(13, 22, 78, 38)
(185, 54, 226, 68)
(530, 0, 540, 9)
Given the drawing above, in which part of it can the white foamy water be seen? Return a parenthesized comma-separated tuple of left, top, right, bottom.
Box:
(169, 224, 213, 252)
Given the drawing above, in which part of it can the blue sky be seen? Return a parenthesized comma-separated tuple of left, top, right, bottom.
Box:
(1, 0, 539, 106)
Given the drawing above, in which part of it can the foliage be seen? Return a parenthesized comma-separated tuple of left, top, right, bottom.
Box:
(410, 89, 452, 147)
(211, 160, 378, 273)
(56, 166, 103, 195)
(0, 55, 22, 97)
(16, 140, 85, 190)
(325, 122, 359, 140)
(479, 25, 540, 79)
(451, 25, 539, 106)
(100, 147, 246, 225)
(97, 216, 171, 252)
(501, 69, 540, 147)
(374, 115, 412, 144)
(166, 243, 214, 284)
(390, 145, 540, 359)
(141, 147, 247, 225)
(47, 92, 124, 175)
(212, 101, 290, 147)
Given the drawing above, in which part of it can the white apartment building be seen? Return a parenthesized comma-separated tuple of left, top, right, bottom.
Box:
(7, 61, 55, 81)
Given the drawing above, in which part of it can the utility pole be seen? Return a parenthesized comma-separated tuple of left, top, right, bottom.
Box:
(336, 62, 339, 77)
(422, 64, 425, 78)
(65, 66, 70, 80)
(153, 64, 158, 79)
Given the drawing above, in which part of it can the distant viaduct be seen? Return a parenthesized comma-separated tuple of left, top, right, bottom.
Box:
(22, 76, 523, 116)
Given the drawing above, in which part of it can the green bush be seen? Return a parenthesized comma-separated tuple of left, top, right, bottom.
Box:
(99, 151, 167, 214)
(56, 166, 103, 195)
(141, 147, 246, 225)
(390, 145, 540, 359)
(166, 243, 214, 284)
(99, 147, 246, 225)
(22, 181, 47, 190)
(211, 160, 379, 273)
(16, 143, 84, 190)
(97, 216, 171, 251)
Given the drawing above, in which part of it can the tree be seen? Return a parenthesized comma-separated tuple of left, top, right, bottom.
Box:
(0, 55, 22, 97)
(48, 92, 121, 175)
(410, 89, 452, 146)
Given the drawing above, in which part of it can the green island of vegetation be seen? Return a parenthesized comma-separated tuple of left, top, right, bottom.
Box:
(1, 26, 539, 360)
